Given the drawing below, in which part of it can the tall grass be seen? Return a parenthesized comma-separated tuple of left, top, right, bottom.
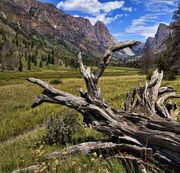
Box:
(0, 67, 179, 172)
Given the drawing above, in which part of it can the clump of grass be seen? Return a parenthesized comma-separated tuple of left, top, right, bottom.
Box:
(13, 103, 27, 110)
(0, 67, 179, 173)
(49, 79, 62, 85)
(105, 157, 126, 173)
(44, 110, 83, 145)
(41, 153, 115, 173)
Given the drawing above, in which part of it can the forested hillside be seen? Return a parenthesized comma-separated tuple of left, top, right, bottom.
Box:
(0, 0, 116, 71)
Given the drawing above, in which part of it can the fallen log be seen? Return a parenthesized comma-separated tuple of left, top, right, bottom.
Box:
(18, 41, 180, 173)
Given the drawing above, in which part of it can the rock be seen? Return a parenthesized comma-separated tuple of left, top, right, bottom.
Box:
(142, 23, 172, 56)
(94, 21, 114, 49)
(141, 21, 180, 73)
(0, 0, 115, 58)
(132, 42, 145, 56)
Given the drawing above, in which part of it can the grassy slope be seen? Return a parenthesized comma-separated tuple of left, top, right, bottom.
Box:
(0, 66, 179, 173)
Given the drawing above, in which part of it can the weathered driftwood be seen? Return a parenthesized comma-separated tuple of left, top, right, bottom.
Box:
(17, 41, 180, 173)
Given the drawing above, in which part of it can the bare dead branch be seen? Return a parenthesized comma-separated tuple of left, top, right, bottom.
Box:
(27, 78, 88, 110)
(94, 40, 140, 79)
(24, 43, 180, 173)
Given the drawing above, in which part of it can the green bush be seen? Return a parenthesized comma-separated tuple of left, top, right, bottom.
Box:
(156, 55, 169, 72)
(18, 59, 23, 72)
(49, 79, 62, 85)
(146, 70, 153, 80)
(164, 71, 176, 81)
(44, 111, 81, 145)
(155, 53, 176, 81)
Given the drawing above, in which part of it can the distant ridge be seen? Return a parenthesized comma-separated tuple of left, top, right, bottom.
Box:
(0, 0, 115, 58)
(142, 23, 172, 56)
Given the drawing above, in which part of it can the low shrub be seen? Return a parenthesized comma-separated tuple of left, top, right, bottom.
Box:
(44, 111, 82, 145)
(49, 79, 62, 85)
(146, 70, 153, 80)
(164, 71, 176, 81)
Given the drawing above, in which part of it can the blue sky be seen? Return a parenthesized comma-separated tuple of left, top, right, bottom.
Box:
(39, 0, 178, 41)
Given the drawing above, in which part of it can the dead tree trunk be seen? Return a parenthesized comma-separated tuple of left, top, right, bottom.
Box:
(27, 41, 180, 173)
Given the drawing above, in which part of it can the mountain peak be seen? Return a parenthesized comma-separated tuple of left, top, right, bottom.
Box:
(159, 23, 168, 27)
(157, 23, 169, 33)
(94, 20, 106, 27)
(143, 22, 172, 55)
(1, 0, 115, 58)
(93, 21, 114, 49)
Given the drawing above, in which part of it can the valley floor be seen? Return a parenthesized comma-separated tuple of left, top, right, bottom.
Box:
(0, 66, 180, 173)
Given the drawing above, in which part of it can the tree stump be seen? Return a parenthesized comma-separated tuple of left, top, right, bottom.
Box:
(20, 41, 180, 173)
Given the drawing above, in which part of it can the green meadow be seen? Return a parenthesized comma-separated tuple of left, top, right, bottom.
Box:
(0, 66, 180, 173)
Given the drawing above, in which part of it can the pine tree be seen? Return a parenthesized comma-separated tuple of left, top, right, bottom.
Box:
(27, 58, 31, 70)
(39, 60, 43, 68)
(28, 54, 32, 63)
(35, 48, 38, 57)
(30, 40, 34, 49)
(34, 59, 37, 66)
(24, 51, 27, 61)
(18, 58, 23, 72)
(46, 53, 51, 65)
(52, 56, 55, 64)
(64, 58, 68, 67)
(32, 54, 37, 64)
(156, 54, 169, 72)
(15, 33, 18, 46)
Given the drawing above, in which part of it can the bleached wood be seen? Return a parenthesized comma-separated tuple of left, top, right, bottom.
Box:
(20, 41, 180, 173)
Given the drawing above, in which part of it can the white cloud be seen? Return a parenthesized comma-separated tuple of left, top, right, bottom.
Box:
(85, 14, 123, 25)
(125, 14, 168, 38)
(146, 0, 177, 7)
(57, 0, 124, 25)
(113, 0, 178, 40)
(73, 15, 80, 18)
(122, 7, 133, 12)
(132, 0, 177, 13)
(57, 0, 124, 15)
(101, 1, 124, 13)
(133, 0, 177, 5)
(126, 24, 159, 38)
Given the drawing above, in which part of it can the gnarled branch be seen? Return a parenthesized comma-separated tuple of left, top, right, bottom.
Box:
(23, 41, 180, 173)
(95, 41, 140, 79)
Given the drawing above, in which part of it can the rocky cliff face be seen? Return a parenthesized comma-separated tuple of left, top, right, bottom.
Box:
(0, 0, 115, 58)
(94, 21, 115, 49)
(132, 42, 145, 56)
(142, 23, 172, 56)
(141, 21, 180, 73)
(112, 24, 173, 60)
(169, 20, 180, 73)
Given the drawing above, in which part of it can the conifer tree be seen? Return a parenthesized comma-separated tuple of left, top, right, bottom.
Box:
(39, 60, 43, 68)
(18, 58, 23, 72)
(27, 58, 31, 70)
